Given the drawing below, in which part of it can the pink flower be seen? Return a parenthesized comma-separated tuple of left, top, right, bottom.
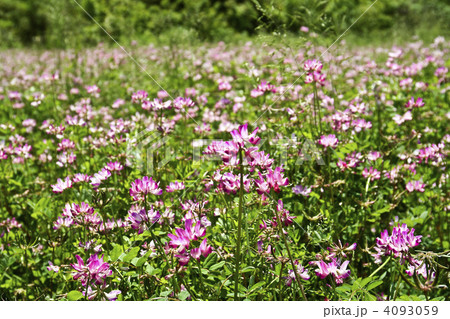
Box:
(53, 216, 74, 230)
(300, 26, 309, 33)
(305, 71, 326, 85)
(327, 240, 357, 260)
(304, 60, 323, 73)
(250, 80, 277, 97)
(127, 206, 161, 234)
(104, 290, 121, 301)
(129, 176, 163, 201)
(57, 139, 75, 152)
(203, 140, 240, 165)
(352, 119, 372, 132)
(367, 151, 382, 161)
(405, 97, 425, 108)
(286, 260, 310, 286)
(406, 180, 425, 193)
(247, 150, 273, 170)
(71, 254, 113, 286)
(51, 177, 73, 193)
(86, 85, 100, 97)
(199, 238, 213, 257)
(190, 247, 201, 260)
(310, 260, 330, 279)
(327, 260, 351, 285)
(131, 90, 148, 104)
(173, 97, 195, 110)
(393, 111, 412, 125)
(318, 134, 338, 149)
(72, 173, 91, 183)
(0, 217, 22, 235)
(230, 123, 261, 147)
(56, 151, 76, 167)
(220, 172, 240, 194)
(266, 166, 289, 192)
(372, 223, 422, 264)
(104, 161, 123, 172)
(47, 261, 60, 273)
(346, 152, 363, 168)
(174, 251, 191, 266)
(292, 185, 312, 196)
(90, 168, 111, 190)
(309, 259, 351, 285)
(62, 202, 95, 218)
(254, 172, 271, 194)
(218, 81, 232, 91)
(168, 219, 208, 261)
(362, 167, 380, 180)
(304, 60, 326, 85)
(166, 181, 185, 193)
(112, 98, 125, 109)
(168, 228, 191, 252)
(276, 200, 296, 227)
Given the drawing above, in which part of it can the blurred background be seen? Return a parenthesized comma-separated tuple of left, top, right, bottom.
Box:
(0, 0, 449, 48)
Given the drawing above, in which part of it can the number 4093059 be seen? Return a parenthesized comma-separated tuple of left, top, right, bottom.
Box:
(383, 306, 438, 316)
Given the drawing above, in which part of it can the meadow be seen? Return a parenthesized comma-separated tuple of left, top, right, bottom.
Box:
(0, 34, 449, 301)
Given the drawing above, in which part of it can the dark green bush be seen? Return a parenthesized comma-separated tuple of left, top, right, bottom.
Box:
(0, 0, 448, 48)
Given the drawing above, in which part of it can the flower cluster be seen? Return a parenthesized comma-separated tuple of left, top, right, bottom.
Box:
(167, 219, 212, 265)
(372, 223, 422, 264)
(72, 254, 109, 282)
(318, 134, 338, 149)
(362, 167, 381, 180)
(250, 80, 277, 98)
(404, 97, 425, 109)
(304, 59, 326, 85)
(54, 202, 101, 230)
(309, 259, 351, 285)
(285, 260, 310, 286)
(0, 217, 22, 237)
(126, 205, 161, 234)
(406, 180, 426, 192)
(70, 254, 121, 300)
(130, 176, 163, 201)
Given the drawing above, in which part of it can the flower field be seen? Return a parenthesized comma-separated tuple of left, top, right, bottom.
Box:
(0, 37, 449, 301)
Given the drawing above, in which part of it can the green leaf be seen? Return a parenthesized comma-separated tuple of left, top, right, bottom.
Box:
(248, 281, 266, 292)
(359, 277, 372, 289)
(178, 290, 190, 301)
(335, 284, 351, 292)
(67, 290, 83, 301)
(203, 252, 218, 269)
(122, 247, 140, 263)
(8, 179, 22, 187)
(241, 266, 256, 273)
(160, 290, 172, 297)
(430, 297, 445, 301)
(366, 280, 383, 291)
(145, 264, 156, 275)
(352, 279, 361, 291)
(209, 261, 225, 271)
(110, 245, 123, 262)
(134, 253, 149, 267)
(364, 293, 377, 301)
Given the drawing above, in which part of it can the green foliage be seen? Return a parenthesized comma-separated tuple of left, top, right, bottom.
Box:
(0, 0, 448, 48)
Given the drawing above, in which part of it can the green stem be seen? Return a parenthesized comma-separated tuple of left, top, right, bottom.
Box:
(392, 275, 401, 301)
(196, 259, 207, 300)
(369, 256, 391, 278)
(274, 201, 307, 301)
(278, 261, 285, 300)
(233, 148, 244, 301)
(314, 85, 322, 135)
